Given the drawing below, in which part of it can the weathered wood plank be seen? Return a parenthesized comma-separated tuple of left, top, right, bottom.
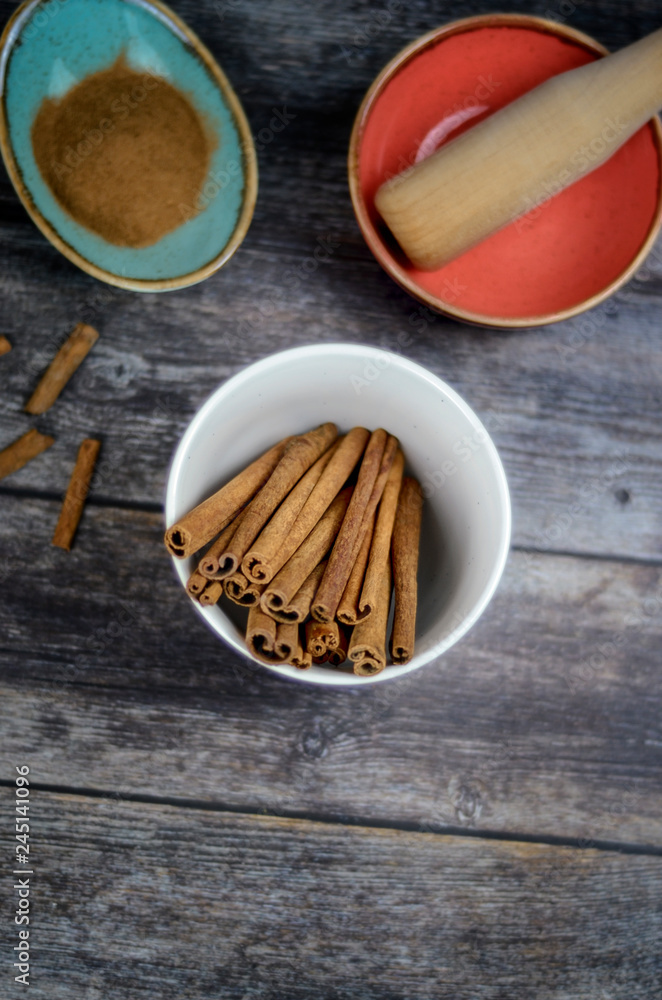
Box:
(1, 496, 660, 846)
(1, 2, 661, 561)
(9, 792, 662, 1000)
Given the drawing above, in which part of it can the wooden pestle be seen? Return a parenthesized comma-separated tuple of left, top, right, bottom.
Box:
(375, 27, 662, 271)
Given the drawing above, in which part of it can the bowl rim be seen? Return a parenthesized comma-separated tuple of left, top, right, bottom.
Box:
(164, 343, 512, 686)
(0, 0, 258, 292)
(347, 12, 662, 329)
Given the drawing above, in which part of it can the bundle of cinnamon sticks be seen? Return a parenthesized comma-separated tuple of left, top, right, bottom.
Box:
(165, 423, 423, 676)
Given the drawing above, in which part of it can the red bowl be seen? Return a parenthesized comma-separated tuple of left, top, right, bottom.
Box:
(348, 14, 662, 327)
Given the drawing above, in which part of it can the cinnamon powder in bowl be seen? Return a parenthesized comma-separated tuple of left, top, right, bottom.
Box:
(0, 0, 257, 291)
(31, 55, 215, 249)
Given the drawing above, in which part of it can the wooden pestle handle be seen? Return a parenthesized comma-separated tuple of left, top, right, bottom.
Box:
(375, 27, 662, 271)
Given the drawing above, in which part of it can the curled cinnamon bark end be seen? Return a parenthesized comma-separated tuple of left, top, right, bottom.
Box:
(348, 557, 392, 675)
(199, 581, 224, 607)
(223, 572, 264, 607)
(390, 476, 423, 664)
(265, 561, 326, 624)
(186, 569, 208, 598)
(326, 626, 349, 667)
(25, 323, 99, 416)
(165, 436, 292, 559)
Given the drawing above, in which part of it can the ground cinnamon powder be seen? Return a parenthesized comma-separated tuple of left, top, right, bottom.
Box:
(31, 56, 214, 248)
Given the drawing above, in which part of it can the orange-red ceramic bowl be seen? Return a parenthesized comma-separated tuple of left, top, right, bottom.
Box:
(349, 14, 662, 328)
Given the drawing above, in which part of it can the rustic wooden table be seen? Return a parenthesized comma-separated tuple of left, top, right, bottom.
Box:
(1, 0, 661, 997)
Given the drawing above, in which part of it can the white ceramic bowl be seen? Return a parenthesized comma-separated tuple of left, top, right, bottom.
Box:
(165, 344, 511, 686)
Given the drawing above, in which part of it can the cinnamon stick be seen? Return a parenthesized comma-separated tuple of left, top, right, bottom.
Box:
(218, 422, 338, 578)
(305, 619, 339, 658)
(224, 572, 264, 607)
(25, 323, 98, 415)
(349, 557, 392, 676)
(0, 428, 55, 481)
(51, 437, 101, 550)
(327, 626, 349, 667)
(357, 448, 404, 620)
(337, 507, 375, 626)
(247, 607, 296, 663)
(0, 336, 11, 356)
(199, 581, 224, 606)
(244, 427, 370, 584)
(275, 622, 308, 667)
(390, 477, 423, 664)
(241, 440, 340, 583)
(164, 436, 292, 558)
(260, 488, 352, 618)
(197, 506, 249, 579)
(265, 560, 326, 624)
(186, 569, 208, 598)
(311, 429, 396, 623)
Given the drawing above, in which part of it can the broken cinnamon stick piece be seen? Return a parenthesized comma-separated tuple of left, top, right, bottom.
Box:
(51, 437, 101, 551)
(358, 448, 404, 620)
(349, 557, 392, 676)
(218, 422, 338, 578)
(265, 560, 326, 624)
(0, 336, 11, 356)
(25, 323, 98, 415)
(244, 427, 370, 585)
(261, 489, 352, 618)
(240, 440, 340, 583)
(0, 428, 55, 482)
(311, 429, 395, 623)
(390, 476, 423, 664)
(164, 436, 292, 559)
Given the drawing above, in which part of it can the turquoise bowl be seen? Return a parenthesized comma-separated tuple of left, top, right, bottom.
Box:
(0, 0, 257, 291)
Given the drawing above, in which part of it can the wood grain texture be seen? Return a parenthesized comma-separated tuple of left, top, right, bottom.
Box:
(13, 792, 662, 1000)
(0, 494, 660, 846)
(0, 2, 660, 561)
(0, 2, 661, 993)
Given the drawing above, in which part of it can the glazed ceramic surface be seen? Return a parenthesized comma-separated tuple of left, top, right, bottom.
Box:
(349, 15, 662, 327)
(0, 0, 257, 290)
(165, 344, 512, 687)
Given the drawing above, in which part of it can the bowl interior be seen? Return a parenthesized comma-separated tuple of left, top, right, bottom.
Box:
(351, 18, 662, 325)
(0, 0, 256, 289)
(165, 345, 511, 686)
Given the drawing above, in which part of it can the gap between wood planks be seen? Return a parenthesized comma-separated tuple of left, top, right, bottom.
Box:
(2, 778, 662, 858)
